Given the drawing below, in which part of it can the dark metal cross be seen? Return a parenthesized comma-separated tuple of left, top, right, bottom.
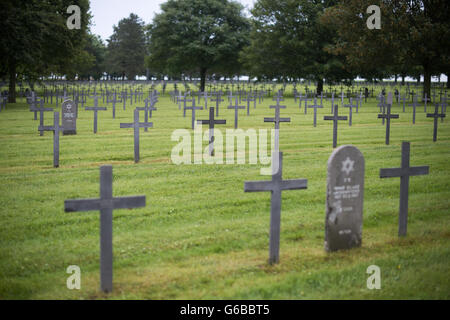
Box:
(307, 97, 323, 127)
(378, 94, 399, 145)
(35, 99, 53, 136)
(380, 142, 429, 236)
(136, 97, 157, 132)
(264, 101, 291, 152)
(227, 97, 245, 129)
(185, 99, 203, 129)
(244, 152, 308, 264)
(211, 92, 224, 116)
(39, 111, 64, 167)
(408, 95, 419, 124)
(344, 98, 358, 127)
(426, 104, 446, 142)
(120, 109, 153, 163)
(197, 107, 226, 156)
(85, 95, 107, 133)
(64, 165, 146, 293)
(324, 104, 347, 148)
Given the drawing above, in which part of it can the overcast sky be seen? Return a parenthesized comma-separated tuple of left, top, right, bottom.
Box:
(90, 0, 256, 42)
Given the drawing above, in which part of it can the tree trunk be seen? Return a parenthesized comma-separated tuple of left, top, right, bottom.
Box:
(200, 67, 207, 93)
(447, 73, 450, 89)
(316, 78, 323, 95)
(423, 64, 431, 100)
(401, 75, 405, 85)
(8, 60, 16, 103)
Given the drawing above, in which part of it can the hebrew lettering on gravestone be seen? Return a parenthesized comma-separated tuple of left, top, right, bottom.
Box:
(325, 145, 365, 252)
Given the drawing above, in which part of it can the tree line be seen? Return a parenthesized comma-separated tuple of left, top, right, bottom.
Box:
(1, 0, 449, 102)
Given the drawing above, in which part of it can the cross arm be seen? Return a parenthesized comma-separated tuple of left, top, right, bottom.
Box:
(379, 168, 402, 178)
(138, 122, 153, 128)
(112, 196, 146, 209)
(120, 123, 134, 128)
(244, 180, 273, 192)
(214, 120, 226, 125)
(65, 198, 101, 212)
(409, 166, 429, 176)
(281, 179, 308, 190)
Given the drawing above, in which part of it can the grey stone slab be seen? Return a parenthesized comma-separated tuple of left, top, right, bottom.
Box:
(62, 99, 77, 135)
(325, 145, 364, 252)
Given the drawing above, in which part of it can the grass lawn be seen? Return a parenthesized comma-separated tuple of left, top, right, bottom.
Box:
(0, 84, 449, 299)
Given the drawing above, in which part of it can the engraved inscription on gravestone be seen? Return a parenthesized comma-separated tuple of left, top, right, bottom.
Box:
(325, 145, 364, 252)
(62, 99, 77, 135)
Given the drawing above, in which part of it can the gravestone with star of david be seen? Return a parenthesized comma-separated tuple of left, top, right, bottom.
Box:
(61, 99, 77, 135)
(325, 145, 365, 252)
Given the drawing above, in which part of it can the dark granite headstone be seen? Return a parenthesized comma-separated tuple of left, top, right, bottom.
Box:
(62, 99, 77, 135)
(325, 145, 364, 252)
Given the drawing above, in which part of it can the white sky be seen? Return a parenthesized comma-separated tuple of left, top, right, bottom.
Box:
(90, 0, 256, 42)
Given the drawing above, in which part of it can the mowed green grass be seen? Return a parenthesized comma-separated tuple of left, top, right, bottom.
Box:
(0, 84, 449, 300)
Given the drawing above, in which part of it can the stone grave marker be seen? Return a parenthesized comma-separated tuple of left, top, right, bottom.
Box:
(325, 145, 365, 252)
(62, 99, 77, 135)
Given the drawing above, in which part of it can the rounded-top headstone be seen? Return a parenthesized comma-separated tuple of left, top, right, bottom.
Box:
(325, 145, 365, 252)
(62, 99, 77, 135)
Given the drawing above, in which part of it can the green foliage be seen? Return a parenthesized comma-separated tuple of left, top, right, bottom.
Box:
(104, 13, 147, 80)
(0, 0, 91, 101)
(322, 0, 450, 92)
(241, 0, 352, 86)
(147, 0, 250, 90)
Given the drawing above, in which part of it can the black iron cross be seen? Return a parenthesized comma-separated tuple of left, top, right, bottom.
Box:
(426, 104, 446, 142)
(136, 97, 157, 132)
(120, 109, 153, 163)
(185, 99, 203, 129)
(227, 97, 245, 129)
(39, 111, 64, 167)
(35, 99, 53, 136)
(264, 101, 291, 152)
(197, 107, 226, 156)
(378, 93, 399, 145)
(85, 95, 107, 133)
(380, 142, 429, 236)
(324, 104, 347, 148)
(344, 98, 358, 127)
(244, 152, 307, 264)
(65, 165, 146, 293)
(307, 97, 323, 127)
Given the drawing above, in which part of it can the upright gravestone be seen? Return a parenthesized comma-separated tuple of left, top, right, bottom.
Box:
(62, 99, 77, 135)
(325, 145, 365, 252)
